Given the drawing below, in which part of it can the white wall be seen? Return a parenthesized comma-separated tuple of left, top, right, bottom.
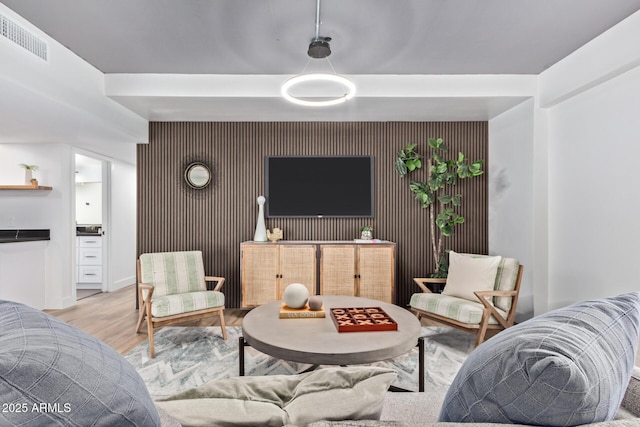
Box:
(0, 3, 147, 154)
(546, 66, 640, 309)
(75, 183, 102, 224)
(0, 143, 74, 308)
(488, 99, 535, 320)
(109, 160, 137, 292)
(485, 10, 640, 314)
(0, 144, 137, 308)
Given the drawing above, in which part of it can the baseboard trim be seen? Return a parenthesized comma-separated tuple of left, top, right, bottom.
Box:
(112, 275, 135, 292)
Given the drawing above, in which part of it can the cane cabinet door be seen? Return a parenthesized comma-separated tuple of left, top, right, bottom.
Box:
(241, 244, 278, 307)
(277, 244, 317, 298)
(357, 245, 395, 303)
(320, 245, 357, 296)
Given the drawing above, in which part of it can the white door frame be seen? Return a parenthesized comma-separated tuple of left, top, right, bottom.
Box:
(72, 149, 112, 299)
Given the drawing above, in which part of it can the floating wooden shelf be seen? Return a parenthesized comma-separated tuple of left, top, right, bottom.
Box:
(0, 185, 53, 190)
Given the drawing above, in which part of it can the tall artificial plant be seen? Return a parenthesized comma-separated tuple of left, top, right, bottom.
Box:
(395, 138, 484, 277)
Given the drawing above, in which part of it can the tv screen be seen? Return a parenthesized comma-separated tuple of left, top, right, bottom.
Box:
(265, 156, 374, 218)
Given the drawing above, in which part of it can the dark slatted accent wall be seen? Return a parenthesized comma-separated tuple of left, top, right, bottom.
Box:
(138, 122, 488, 308)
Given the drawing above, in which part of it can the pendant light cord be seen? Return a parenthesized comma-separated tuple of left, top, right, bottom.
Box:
(314, 0, 321, 41)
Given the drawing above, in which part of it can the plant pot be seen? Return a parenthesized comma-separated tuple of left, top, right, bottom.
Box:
(360, 230, 373, 240)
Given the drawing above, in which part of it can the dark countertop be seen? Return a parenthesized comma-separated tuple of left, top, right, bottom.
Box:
(0, 229, 50, 244)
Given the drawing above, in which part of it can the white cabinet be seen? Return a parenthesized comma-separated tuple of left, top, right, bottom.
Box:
(76, 236, 102, 286)
(0, 241, 47, 309)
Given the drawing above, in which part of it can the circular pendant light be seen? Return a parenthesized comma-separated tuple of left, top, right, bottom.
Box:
(281, 0, 355, 107)
(281, 73, 356, 107)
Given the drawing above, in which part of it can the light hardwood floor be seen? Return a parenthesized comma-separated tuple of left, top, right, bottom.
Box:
(46, 286, 640, 367)
(45, 285, 247, 355)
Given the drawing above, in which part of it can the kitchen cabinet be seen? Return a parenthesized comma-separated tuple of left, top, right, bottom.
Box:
(0, 241, 47, 309)
(77, 235, 102, 285)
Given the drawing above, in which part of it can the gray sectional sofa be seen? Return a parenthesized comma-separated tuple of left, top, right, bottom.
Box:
(374, 368, 640, 427)
(1, 291, 639, 427)
(155, 370, 640, 427)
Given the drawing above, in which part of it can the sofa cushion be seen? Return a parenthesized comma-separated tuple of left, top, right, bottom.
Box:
(150, 290, 224, 317)
(409, 293, 506, 324)
(442, 251, 501, 304)
(155, 366, 396, 426)
(439, 292, 640, 426)
(621, 367, 640, 417)
(0, 300, 160, 426)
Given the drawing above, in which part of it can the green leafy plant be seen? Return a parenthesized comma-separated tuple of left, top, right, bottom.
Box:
(360, 226, 373, 232)
(19, 163, 39, 171)
(394, 143, 421, 177)
(395, 138, 484, 277)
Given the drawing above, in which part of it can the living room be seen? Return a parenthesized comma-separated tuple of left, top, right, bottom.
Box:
(0, 2, 639, 426)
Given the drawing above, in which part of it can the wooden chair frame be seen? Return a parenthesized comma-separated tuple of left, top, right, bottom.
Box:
(134, 259, 228, 358)
(412, 265, 524, 347)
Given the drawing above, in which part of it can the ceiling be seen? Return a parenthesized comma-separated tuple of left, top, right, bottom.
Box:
(3, 0, 640, 123)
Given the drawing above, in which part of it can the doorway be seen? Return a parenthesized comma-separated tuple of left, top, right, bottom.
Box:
(74, 153, 109, 301)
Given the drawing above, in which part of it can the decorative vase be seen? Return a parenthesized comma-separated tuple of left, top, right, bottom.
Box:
(24, 169, 32, 185)
(360, 229, 373, 240)
(253, 196, 268, 242)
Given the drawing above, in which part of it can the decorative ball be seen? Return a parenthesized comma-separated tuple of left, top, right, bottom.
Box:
(283, 283, 309, 309)
(308, 296, 323, 311)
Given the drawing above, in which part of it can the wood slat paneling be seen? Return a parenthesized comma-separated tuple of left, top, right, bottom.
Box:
(138, 122, 488, 308)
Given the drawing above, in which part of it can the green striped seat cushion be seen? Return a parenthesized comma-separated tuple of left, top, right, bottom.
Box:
(139, 251, 206, 297)
(409, 293, 507, 325)
(151, 291, 225, 318)
(457, 254, 520, 311)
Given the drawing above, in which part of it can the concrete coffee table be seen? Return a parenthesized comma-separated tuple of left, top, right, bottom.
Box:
(240, 295, 425, 391)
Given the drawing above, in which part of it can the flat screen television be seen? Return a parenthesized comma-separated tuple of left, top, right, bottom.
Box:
(265, 156, 374, 218)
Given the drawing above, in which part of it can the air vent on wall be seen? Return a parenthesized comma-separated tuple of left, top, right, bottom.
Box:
(0, 14, 48, 61)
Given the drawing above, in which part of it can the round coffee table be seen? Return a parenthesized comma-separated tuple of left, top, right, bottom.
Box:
(240, 296, 425, 391)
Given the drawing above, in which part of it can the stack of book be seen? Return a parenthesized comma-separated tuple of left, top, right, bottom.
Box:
(279, 303, 326, 319)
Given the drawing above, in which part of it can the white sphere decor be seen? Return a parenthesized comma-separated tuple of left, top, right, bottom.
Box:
(283, 283, 310, 309)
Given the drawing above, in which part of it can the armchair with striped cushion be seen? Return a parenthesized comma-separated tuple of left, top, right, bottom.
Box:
(135, 251, 227, 358)
(410, 252, 524, 347)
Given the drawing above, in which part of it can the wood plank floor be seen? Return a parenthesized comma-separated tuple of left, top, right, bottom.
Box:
(46, 286, 640, 367)
(45, 285, 248, 355)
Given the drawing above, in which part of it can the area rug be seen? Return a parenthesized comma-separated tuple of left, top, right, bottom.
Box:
(124, 326, 474, 399)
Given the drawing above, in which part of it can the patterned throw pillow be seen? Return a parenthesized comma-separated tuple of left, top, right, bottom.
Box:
(0, 300, 159, 426)
(439, 292, 640, 426)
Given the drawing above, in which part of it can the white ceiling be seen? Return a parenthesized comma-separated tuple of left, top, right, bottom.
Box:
(2, 0, 640, 124)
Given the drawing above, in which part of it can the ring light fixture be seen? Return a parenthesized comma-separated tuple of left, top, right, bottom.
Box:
(281, 73, 356, 107)
(281, 0, 355, 107)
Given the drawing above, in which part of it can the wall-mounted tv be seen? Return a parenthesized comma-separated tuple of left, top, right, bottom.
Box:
(265, 156, 374, 218)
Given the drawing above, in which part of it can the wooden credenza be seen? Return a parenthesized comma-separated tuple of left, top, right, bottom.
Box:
(240, 240, 396, 307)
